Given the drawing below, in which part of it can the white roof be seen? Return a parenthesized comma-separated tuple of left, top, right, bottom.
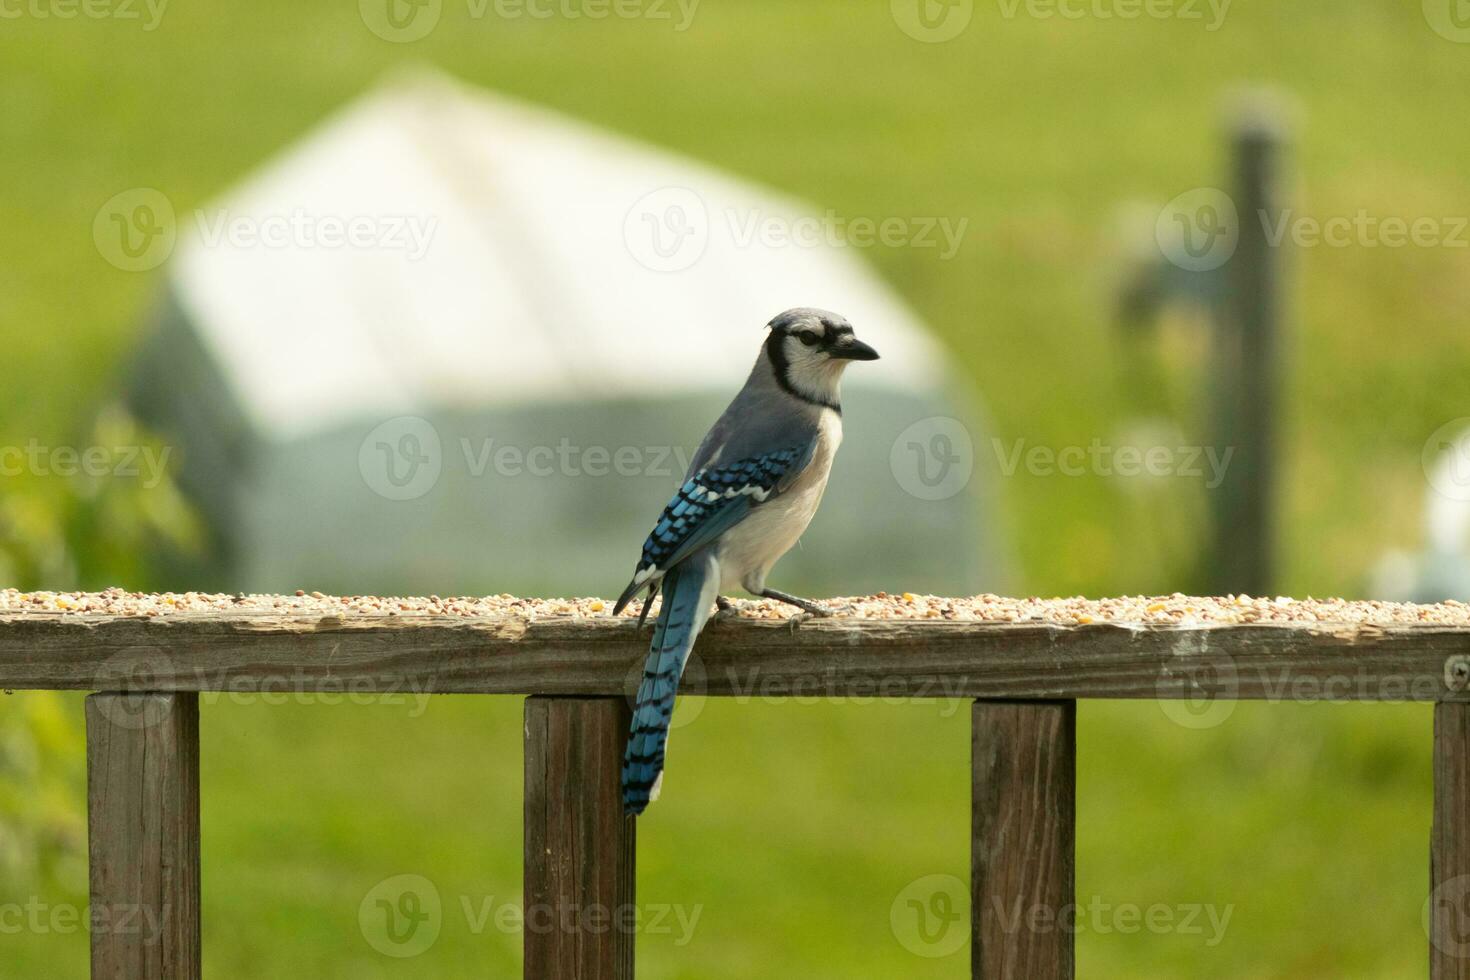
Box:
(173, 71, 947, 442)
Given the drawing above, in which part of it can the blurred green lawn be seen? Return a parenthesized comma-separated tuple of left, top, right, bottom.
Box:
(3, 0, 1469, 975)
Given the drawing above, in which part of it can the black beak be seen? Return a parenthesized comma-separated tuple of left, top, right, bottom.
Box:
(831, 336, 880, 361)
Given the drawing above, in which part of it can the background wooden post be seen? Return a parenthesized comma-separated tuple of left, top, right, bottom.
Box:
(1211, 110, 1284, 597)
(1432, 702, 1470, 978)
(524, 697, 636, 979)
(972, 700, 1076, 980)
(85, 693, 201, 980)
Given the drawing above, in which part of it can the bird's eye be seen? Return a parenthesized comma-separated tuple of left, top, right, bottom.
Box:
(798, 331, 820, 347)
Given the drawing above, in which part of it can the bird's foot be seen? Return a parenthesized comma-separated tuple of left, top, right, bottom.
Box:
(786, 611, 815, 634)
(760, 588, 833, 618)
(712, 596, 738, 621)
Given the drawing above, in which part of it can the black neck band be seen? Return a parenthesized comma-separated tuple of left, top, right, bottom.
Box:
(765, 333, 841, 414)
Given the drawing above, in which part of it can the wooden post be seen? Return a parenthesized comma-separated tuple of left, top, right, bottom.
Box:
(85, 693, 201, 980)
(1432, 702, 1470, 978)
(1211, 108, 1285, 596)
(524, 697, 636, 979)
(972, 700, 1076, 980)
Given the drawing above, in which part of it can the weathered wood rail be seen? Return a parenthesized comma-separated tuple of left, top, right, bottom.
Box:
(5, 601, 1470, 978)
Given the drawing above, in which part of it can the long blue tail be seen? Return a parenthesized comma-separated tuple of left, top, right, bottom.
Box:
(622, 551, 718, 815)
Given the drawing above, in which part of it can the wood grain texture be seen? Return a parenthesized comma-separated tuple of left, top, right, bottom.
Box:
(972, 700, 1075, 980)
(524, 697, 635, 980)
(1433, 702, 1470, 978)
(85, 693, 201, 980)
(4, 613, 1470, 702)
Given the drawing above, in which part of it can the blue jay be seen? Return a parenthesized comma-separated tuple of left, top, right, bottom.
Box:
(613, 308, 880, 815)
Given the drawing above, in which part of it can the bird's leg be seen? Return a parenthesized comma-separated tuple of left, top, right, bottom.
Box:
(716, 596, 734, 611)
(759, 588, 833, 618)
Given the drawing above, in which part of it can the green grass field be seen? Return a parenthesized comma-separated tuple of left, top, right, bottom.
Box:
(3, 0, 1469, 975)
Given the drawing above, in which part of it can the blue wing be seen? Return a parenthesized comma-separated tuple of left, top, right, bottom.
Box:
(613, 444, 811, 613)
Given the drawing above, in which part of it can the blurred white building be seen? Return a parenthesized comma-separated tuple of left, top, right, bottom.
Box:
(126, 71, 1000, 597)
(1373, 424, 1470, 602)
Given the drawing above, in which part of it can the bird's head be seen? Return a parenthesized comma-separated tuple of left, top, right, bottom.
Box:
(764, 308, 879, 409)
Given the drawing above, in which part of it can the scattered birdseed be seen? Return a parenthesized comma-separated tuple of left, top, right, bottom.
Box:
(1, 588, 1469, 629)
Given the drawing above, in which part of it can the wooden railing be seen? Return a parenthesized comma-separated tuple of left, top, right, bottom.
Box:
(4, 602, 1470, 978)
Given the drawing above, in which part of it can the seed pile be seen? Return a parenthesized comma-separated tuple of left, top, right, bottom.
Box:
(2, 588, 1469, 628)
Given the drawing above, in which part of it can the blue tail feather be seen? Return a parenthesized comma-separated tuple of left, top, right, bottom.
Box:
(622, 551, 717, 815)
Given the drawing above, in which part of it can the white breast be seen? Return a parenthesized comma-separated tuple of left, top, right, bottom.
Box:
(716, 410, 842, 595)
